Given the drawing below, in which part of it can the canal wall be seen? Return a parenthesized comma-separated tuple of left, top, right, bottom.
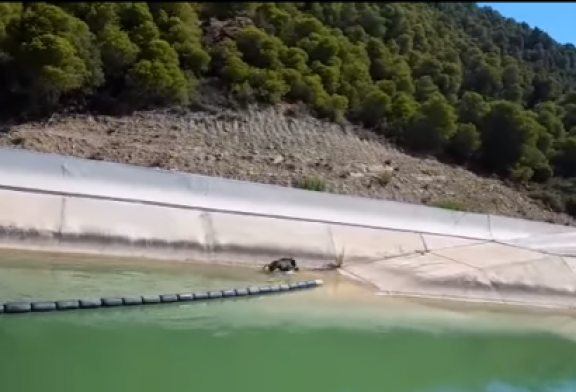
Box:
(1, 148, 576, 308)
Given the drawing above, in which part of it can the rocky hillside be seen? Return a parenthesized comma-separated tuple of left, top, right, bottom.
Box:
(1, 106, 572, 225)
(1, 3, 576, 223)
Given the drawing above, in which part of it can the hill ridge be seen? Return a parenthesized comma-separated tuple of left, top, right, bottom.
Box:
(0, 3, 575, 222)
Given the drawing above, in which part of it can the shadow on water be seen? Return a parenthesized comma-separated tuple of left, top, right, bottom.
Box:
(0, 250, 576, 392)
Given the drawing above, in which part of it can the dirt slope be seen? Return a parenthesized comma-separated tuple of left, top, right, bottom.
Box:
(0, 106, 571, 225)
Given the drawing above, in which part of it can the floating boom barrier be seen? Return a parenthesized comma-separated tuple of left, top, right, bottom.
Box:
(0, 279, 324, 315)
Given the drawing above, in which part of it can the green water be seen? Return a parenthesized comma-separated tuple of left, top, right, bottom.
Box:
(1, 258, 576, 392)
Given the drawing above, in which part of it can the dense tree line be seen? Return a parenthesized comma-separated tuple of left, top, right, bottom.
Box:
(2, 2, 576, 214)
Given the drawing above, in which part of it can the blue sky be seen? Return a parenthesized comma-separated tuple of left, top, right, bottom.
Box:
(478, 3, 575, 45)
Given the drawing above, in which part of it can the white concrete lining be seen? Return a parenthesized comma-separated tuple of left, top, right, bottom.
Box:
(208, 212, 336, 266)
(61, 198, 207, 245)
(0, 148, 506, 241)
(0, 191, 63, 234)
(2, 148, 576, 309)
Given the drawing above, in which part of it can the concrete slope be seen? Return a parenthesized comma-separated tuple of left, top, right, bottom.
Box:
(343, 240, 576, 309)
(1, 148, 576, 309)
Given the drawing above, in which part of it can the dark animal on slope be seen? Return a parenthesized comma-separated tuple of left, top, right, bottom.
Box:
(263, 257, 299, 273)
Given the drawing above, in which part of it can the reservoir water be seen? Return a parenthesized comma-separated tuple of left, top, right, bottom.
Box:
(1, 251, 576, 392)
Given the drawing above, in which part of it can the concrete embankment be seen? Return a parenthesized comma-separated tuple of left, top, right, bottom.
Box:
(1, 148, 576, 309)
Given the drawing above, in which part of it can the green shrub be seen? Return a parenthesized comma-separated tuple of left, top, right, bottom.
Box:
(432, 199, 470, 212)
(528, 190, 565, 213)
(563, 196, 576, 217)
(294, 176, 326, 192)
